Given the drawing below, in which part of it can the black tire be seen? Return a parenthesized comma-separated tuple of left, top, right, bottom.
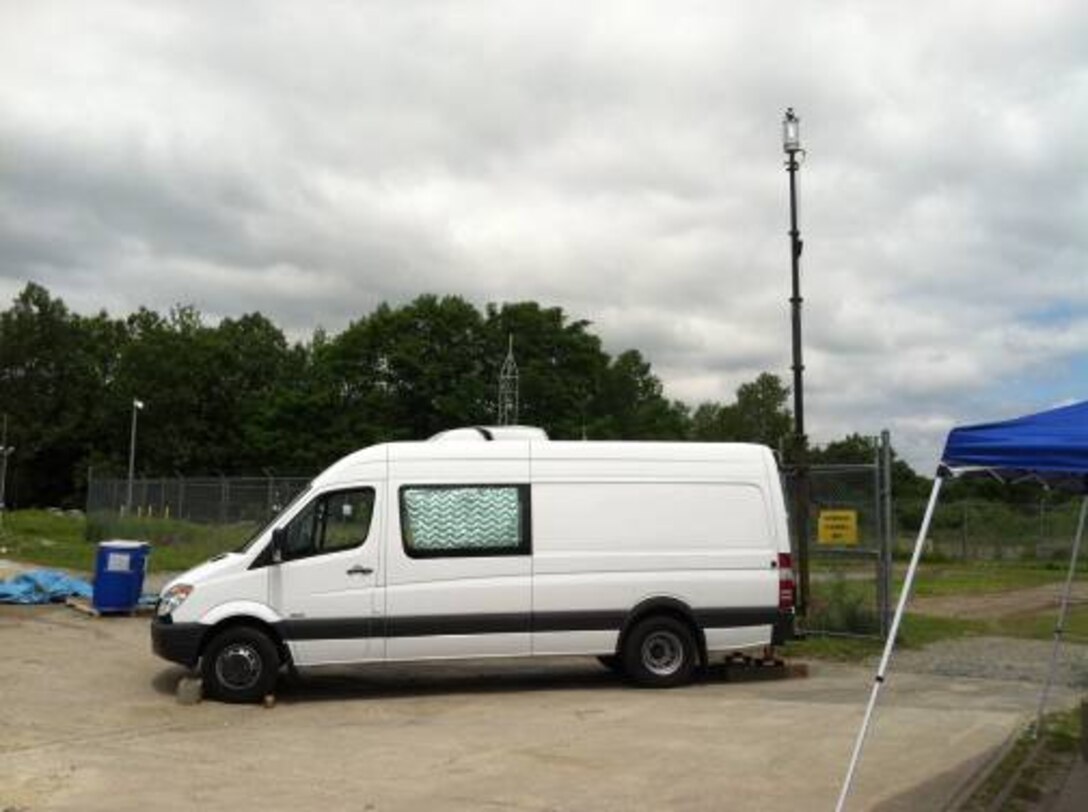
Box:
(201, 626, 280, 704)
(621, 616, 697, 688)
(597, 654, 624, 674)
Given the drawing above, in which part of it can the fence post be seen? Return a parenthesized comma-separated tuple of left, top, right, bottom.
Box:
(1039, 496, 1046, 560)
(873, 438, 884, 638)
(880, 429, 894, 638)
(264, 470, 275, 520)
(220, 476, 229, 524)
(961, 502, 968, 560)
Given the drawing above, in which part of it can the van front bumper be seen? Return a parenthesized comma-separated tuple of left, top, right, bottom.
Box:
(151, 617, 205, 668)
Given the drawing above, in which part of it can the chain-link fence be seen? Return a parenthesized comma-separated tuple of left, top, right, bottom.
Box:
(87, 475, 311, 525)
(896, 496, 1086, 562)
(786, 433, 894, 640)
(804, 467, 891, 639)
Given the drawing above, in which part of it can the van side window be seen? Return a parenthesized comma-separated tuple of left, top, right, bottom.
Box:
(400, 485, 530, 558)
(282, 488, 375, 560)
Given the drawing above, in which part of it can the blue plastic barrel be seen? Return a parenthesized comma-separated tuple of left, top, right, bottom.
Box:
(92, 540, 151, 613)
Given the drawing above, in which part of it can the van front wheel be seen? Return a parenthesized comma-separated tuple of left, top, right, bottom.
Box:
(201, 627, 280, 704)
(622, 617, 697, 688)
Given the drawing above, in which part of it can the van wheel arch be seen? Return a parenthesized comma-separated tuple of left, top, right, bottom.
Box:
(616, 598, 707, 668)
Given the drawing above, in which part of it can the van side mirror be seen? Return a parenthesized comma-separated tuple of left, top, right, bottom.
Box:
(270, 528, 285, 564)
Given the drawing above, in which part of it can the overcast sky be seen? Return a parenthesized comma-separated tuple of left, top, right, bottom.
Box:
(2, 1, 1086, 470)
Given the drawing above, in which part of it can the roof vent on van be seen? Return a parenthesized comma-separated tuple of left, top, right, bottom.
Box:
(428, 426, 549, 442)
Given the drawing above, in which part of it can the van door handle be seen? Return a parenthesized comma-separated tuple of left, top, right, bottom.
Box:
(346, 566, 374, 576)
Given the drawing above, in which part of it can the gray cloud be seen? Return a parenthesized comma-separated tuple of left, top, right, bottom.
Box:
(2, 0, 1087, 470)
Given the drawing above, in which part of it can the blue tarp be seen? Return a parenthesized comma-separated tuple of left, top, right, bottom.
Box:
(941, 400, 1088, 491)
(0, 569, 93, 604)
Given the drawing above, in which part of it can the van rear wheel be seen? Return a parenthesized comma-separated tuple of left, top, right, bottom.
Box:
(622, 616, 697, 688)
(201, 626, 280, 704)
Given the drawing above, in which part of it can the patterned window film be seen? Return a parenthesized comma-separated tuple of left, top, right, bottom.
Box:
(401, 485, 528, 557)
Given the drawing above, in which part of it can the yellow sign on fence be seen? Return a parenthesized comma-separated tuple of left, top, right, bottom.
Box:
(818, 510, 859, 545)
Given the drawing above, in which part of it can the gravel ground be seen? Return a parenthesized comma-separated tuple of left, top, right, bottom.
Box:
(1, 605, 1063, 812)
(887, 635, 1088, 689)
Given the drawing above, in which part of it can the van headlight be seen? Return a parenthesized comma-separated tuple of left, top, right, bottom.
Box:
(157, 584, 194, 617)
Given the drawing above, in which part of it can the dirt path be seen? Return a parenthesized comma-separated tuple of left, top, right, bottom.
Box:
(912, 582, 1088, 620)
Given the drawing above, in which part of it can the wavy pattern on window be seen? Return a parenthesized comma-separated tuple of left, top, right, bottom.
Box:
(403, 487, 521, 551)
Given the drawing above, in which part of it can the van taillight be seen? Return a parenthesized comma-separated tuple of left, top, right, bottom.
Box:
(778, 553, 796, 610)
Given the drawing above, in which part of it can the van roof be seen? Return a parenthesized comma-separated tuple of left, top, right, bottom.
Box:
(313, 428, 777, 488)
(428, 426, 549, 442)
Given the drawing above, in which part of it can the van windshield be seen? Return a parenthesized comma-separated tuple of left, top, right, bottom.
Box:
(236, 484, 313, 554)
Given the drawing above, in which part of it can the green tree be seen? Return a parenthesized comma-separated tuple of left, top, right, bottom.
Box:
(484, 302, 607, 437)
(589, 349, 689, 439)
(8, 283, 930, 508)
(690, 373, 792, 448)
(809, 432, 927, 498)
(323, 295, 490, 445)
(0, 283, 127, 505)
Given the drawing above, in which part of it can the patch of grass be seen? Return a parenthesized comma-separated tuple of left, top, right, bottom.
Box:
(976, 605, 1088, 643)
(1043, 707, 1082, 751)
(801, 560, 1083, 640)
(805, 574, 882, 637)
(0, 510, 259, 573)
(0, 509, 92, 571)
(961, 727, 1038, 811)
(904, 560, 1088, 643)
(898, 612, 986, 646)
(909, 562, 1086, 599)
(962, 709, 1082, 811)
(787, 613, 985, 663)
(86, 513, 258, 571)
(2, 509, 86, 544)
(781, 634, 883, 662)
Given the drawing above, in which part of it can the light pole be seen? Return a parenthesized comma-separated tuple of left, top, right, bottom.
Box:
(783, 107, 810, 614)
(126, 399, 144, 515)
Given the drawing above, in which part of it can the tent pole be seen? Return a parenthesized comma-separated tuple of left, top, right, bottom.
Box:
(1034, 495, 1088, 736)
(835, 475, 945, 812)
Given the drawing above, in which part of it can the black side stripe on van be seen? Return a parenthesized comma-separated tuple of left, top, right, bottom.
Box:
(277, 608, 779, 641)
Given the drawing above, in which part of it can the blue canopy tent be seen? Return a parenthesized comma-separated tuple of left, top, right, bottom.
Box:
(942, 400, 1088, 490)
(836, 401, 1088, 811)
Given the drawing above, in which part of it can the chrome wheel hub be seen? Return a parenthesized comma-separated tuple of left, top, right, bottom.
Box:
(641, 630, 684, 676)
(216, 643, 262, 690)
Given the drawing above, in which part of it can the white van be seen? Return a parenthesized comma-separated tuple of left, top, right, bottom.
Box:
(152, 427, 795, 702)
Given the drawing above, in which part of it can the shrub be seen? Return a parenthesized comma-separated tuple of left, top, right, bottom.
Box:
(805, 574, 881, 636)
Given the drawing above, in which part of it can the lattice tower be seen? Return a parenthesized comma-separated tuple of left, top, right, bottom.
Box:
(497, 334, 519, 425)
